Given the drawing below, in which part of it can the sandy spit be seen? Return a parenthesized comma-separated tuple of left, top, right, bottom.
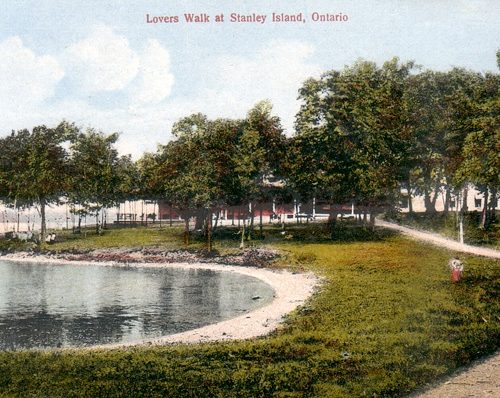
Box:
(1, 253, 319, 348)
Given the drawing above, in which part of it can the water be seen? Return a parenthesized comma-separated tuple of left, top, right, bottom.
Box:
(0, 260, 274, 350)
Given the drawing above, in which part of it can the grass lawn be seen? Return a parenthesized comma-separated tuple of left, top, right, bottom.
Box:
(50, 225, 193, 251)
(0, 223, 498, 397)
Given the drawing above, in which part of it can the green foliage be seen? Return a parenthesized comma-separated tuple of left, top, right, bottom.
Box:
(404, 67, 498, 213)
(236, 100, 287, 204)
(0, 123, 73, 240)
(0, 237, 34, 252)
(69, 128, 126, 211)
(455, 73, 500, 191)
(156, 115, 243, 212)
(290, 58, 415, 207)
(0, 231, 498, 397)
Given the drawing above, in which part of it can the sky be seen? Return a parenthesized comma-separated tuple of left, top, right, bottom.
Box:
(0, 0, 499, 158)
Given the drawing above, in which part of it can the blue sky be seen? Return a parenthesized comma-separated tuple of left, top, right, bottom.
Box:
(1, 0, 499, 158)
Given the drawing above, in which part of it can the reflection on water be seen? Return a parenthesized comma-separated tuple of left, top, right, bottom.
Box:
(0, 260, 274, 350)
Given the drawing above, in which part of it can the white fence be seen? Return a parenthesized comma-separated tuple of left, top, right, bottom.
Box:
(0, 201, 159, 234)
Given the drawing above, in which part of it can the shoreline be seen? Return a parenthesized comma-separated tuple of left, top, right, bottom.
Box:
(1, 251, 319, 348)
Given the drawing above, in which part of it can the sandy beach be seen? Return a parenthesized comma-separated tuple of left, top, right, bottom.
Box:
(0, 251, 319, 348)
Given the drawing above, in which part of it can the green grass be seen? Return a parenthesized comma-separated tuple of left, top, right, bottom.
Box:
(0, 223, 498, 397)
(49, 225, 190, 251)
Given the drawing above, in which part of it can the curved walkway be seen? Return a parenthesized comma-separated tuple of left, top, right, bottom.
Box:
(376, 219, 499, 397)
(376, 219, 500, 259)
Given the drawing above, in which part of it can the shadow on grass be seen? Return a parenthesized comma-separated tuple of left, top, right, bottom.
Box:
(192, 220, 400, 245)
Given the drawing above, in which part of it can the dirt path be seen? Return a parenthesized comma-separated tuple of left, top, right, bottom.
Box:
(410, 352, 500, 398)
(375, 219, 500, 259)
(376, 219, 499, 397)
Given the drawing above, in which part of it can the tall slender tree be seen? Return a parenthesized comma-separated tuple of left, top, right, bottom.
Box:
(68, 128, 122, 233)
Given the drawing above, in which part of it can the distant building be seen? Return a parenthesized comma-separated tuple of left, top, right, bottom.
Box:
(399, 186, 497, 213)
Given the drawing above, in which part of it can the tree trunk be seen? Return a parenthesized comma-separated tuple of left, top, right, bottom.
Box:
(95, 210, 100, 234)
(368, 207, 376, 231)
(423, 185, 433, 213)
(207, 209, 212, 253)
(40, 198, 47, 244)
(195, 208, 205, 230)
(481, 189, 489, 229)
(423, 168, 433, 213)
(184, 214, 190, 246)
(249, 202, 254, 236)
(489, 189, 497, 223)
(259, 204, 263, 238)
(295, 199, 300, 225)
(459, 213, 464, 244)
(443, 186, 451, 215)
(462, 186, 469, 213)
(328, 203, 337, 237)
(407, 178, 414, 214)
(240, 219, 246, 249)
(213, 210, 219, 231)
(458, 186, 467, 244)
(430, 183, 440, 211)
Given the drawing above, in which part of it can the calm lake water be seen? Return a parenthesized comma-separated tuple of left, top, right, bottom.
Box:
(0, 260, 274, 350)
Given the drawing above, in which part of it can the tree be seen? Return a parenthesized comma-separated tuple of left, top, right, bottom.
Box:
(455, 71, 500, 228)
(405, 68, 483, 213)
(115, 154, 141, 224)
(68, 128, 122, 233)
(234, 101, 286, 240)
(0, 124, 72, 242)
(154, 114, 243, 250)
(291, 58, 414, 225)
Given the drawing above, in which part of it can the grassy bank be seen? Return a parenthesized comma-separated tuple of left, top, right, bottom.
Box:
(0, 224, 499, 397)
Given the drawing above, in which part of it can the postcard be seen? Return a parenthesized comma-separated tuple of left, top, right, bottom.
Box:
(0, 1, 498, 397)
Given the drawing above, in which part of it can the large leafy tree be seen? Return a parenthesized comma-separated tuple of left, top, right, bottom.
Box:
(0, 124, 72, 241)
(290, 58, 414, 223)
(405, 68, 483, 213)
(146, 104, 286, 250)
(455, 66, 500, 228)
(234, 101, 287, 238)
(154, 114, 243, 249)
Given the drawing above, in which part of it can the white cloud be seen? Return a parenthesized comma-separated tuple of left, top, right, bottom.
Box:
(66, 25, 139, 92)
(0, 36, 318, 160)
(0, 36, 64, 110)
(0, 29, 176, 159)
(132, 39, 174, 104)
(65, 26, 174, 105)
